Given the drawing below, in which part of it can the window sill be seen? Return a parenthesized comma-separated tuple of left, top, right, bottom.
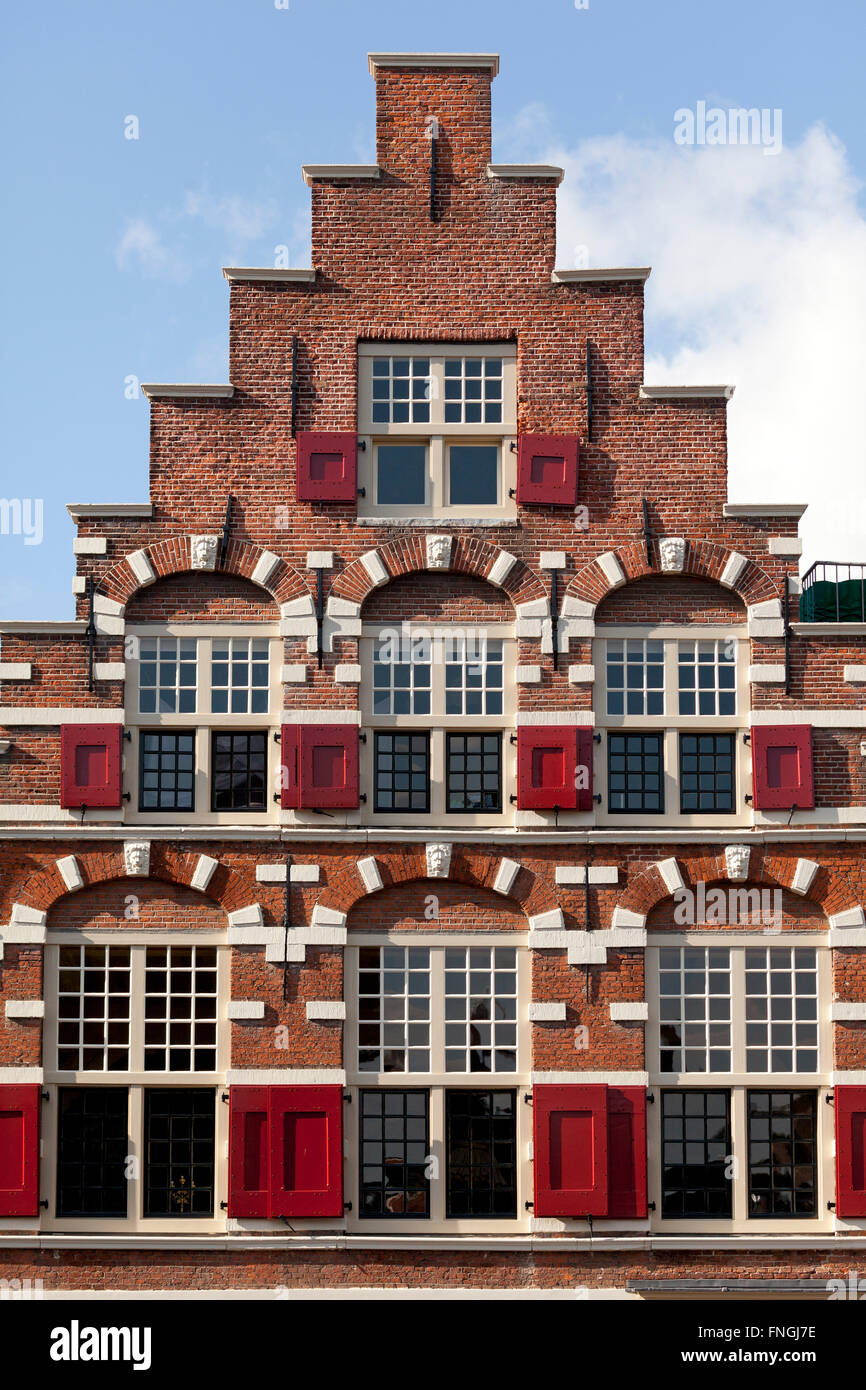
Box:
(353, 516, 521, 527)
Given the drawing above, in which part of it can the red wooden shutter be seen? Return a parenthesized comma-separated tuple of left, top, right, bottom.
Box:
(575, 726, 595, 813)
(607, 1086, 647, 1218)
(296, 431, 357, 502)
(516, 434, 579, 507)
(60, 723, 123, 808)
(835, 1085, 866, 1218)
(0, 1085, 40, 1217)
(533, 1084, 609, 1217)
(228, 1086, 270, 1218)
(517, 727, 578, 810)
(282, 724, 359, 810)
(269, 1085, 343, 1218)
(751, 724, 814, 809)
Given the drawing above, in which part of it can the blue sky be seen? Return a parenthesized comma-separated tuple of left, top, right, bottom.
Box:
(2, 0, 865, 618)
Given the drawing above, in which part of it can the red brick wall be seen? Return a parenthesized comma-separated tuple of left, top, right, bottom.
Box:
(596, 575, 746, 625)
(125, 572, 278, 623)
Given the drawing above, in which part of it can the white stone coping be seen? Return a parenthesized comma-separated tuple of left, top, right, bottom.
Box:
(791, 623, 866, 637)
(529, 1002, 567, 1022)
(555, 866, 618, 885)
(302, 165, 380, 184)
(280, 710, 361, 724)
(67, 503, 154, 520)
(750, 710, 866, 727)
(609, 1002, 649, 1022)
(831, 1002, 866, 1022)
(72, 537, 107, 555)
(530, 1070, 649, 1085)
(140, 384, 235, 399)
(368, 52, 500, 74)
(487, 163, 563, 182)
(227, 1001, 266, 1021)
(305, 1001, 346, 1022)
(639, 385, 735, 400)
(5, 1000, 44, 1019)
(552, 267, 651, 284)
(516, 711, 595, 726)
(767, 537, 803, 556)
(0, 622, 86, 635)
(0, 707, 126, 727)
(223, 267, 316, 283)
(225, 1069, 345, 1085)
(723, 504, 808, 519)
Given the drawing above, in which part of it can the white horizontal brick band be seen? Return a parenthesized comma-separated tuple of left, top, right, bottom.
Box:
(748, 665, 786, 683)
(306, 1001, 346, 1022)
(515, 665, 541, 683)
(73, 537, 107, 555)
(334, 664, 362, 683)
(357, 856, 383, 893)
(281, 664, 307, 683)
(5, 1000, 44, 1019)
(790, 858, 819, 896)
(568, 665, 595, 684)
(226, 1069, 346, 1084)
(843, 666, 866, 683)
(748, 618, 786, 638)
(255, 864, 319, 883)
(566, 934, 608, 965)
(0, 663, 32, 680)
(529, 1002, 567, 1023)
(609, 1002, 649, 1022)
(831, 1002, 866, 1022)
(93, 663, 126, 681)
(493, 858, 521, 896)
(555, 866, 619, 885)
(768, 537, 803, 556)
(227, 1001, 266, 1021)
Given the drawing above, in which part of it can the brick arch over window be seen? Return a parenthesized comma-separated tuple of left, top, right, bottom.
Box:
(314, 849, 559, 921)
(97, 538, 309, 610)
(612, 851, 858, 924)
(15, 847, 258, 918)
(330, 536, 547, 611)
(564, 539, 778, 612)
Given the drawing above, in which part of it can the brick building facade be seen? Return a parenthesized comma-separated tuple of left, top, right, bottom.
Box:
(1, 52, 864, 1298)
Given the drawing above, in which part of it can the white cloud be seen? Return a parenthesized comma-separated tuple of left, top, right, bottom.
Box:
(115, 218, 188, 281)
(520, 116, 866, 567)
(182, 190, 278, 245)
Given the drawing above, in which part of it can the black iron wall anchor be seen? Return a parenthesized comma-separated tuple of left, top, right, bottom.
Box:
(783, 571, 792, 695)
(86, 574, 96, 692)
(428, 116, 439, 220)
(641, 497, 658, 568)
(219, 495, 233, 570)
(282, 851, 292, 1001)
(585, 337, 593, 444)
(314, 568, 326, 670)
(543, 563, 560, 671)
(290, 334, 299, 438)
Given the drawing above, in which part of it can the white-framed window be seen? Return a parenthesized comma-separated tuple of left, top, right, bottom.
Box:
(357, 343, 517, 518)
(126, 625, 280, 823)
(43, 935, 228, 1232)
(362, 624, 514, 822)
(345, 934, 529, 1231)
(647, 935, 831, 1230)
(595, 626, 748, 826)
